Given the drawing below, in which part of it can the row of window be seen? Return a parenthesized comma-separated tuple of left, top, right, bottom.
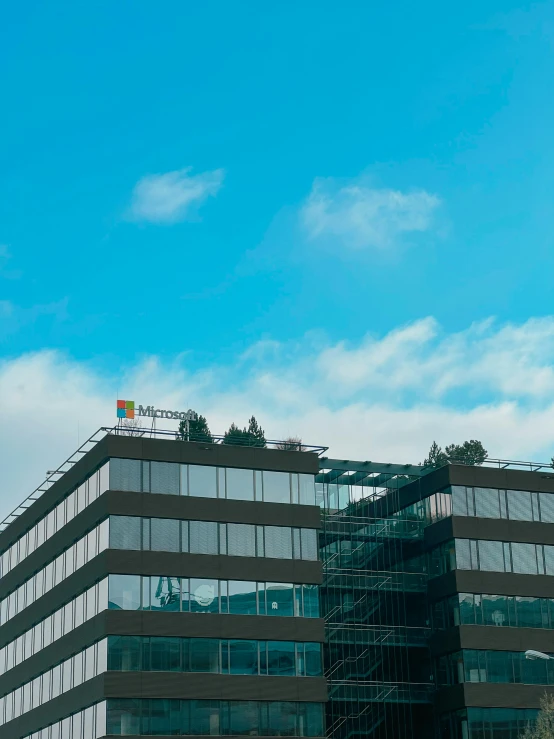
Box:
(110, 458, 316, 506)
(1, 457, 316, 585)
(0, 579, 107, 677)
(0, 463, 108, 579)
(0, 576, 320, 685)
(437, 649, 554, 687)
(106, 699, 325, 737)
(432, 592, 554, 631)
(452, 485, 554, 523)
(393, 485, 554, 528)
(24, 702, 106, 739)
(0, 640, 106, 727)
(0, 520, 108, 627)
(25, 699, 325, 738)
(107, 635, 322, 677)
(430, 538, 554, 577)
(110, 515, 318, 561)
(2, 634, 323, 729)
(439, 708, 538, 739)
(109, 574, 320, 617)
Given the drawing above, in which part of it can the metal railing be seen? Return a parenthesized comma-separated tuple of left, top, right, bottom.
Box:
(0, 426, 327, 536)
(327, 680, 433, 704)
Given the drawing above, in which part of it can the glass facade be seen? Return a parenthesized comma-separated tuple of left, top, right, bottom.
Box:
(106, 699, 325, 736)
(0, 519, 109, 626)
(110, 515, 318, 560)
(439, 708, 538, 739)
(0, 640, 107, 727)
(0, 463, 109, 579)
(437, 649, 554, 685)
(24, 702, 107, 739)
(0, 578, 108, 676)
(107, 635, 322, 677)
(429, 537, 554, 577)
(110, 458, 316, 505)
(390, 485, 554, 526)
(108, 574, 320, 617)
(432, 591, 554, 630)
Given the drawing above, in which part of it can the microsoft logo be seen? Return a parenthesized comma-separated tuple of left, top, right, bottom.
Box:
(117, 400, 135, 419)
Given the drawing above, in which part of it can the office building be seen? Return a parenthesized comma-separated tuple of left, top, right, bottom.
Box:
(2, 426, 554, 738)
(0, 430, 326, 737)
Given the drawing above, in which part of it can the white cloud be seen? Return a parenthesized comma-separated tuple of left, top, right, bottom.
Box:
(300, 175, 441, 249)
(128, 167, 225, 224)
(3, 316, 554, 521)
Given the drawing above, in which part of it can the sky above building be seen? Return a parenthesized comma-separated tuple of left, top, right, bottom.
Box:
(1, 1, 554, 508)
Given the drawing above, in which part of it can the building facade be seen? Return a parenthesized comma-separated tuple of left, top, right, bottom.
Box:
(0, 432, 327, 737)
(317, 458, 554, 739)
(2, 429, 554, 738)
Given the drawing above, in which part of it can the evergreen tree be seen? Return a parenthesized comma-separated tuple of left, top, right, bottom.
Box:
(177, 414, 213, 443)
(445, 439, 487, 466)
(223, 416, 266, 447)
(223, 422, 249, 446)
(522, 692, 554, 738)
(423, 441, 449, 468)
(423, 439, 487, 467)
(247, 416, 266, 447)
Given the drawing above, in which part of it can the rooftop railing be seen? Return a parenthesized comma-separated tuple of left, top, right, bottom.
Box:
(0, 426, 327, 536)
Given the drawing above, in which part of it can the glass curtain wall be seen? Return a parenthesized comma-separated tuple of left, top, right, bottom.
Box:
(319, 473, 433, 739)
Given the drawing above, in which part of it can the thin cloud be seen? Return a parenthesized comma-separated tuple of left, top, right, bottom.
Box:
(3, 316, 554, 516)
(127, 166, 225, 224)
(300, 175, 441, 249)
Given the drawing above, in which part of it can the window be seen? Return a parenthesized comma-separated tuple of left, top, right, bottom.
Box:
(226, 468, 255, 501)
(478, 540, 505, 572)
(226, 581, 257, 615)
(474, 488, 500, 519)
(189, 465, 217, 498)
(108, 575, 141, 611)
(110, 458, 141, 492)
(263, 471, 291, 504)
(150, 461, 180, 495)
(151, 518, 180, 552)
(188, 578, 220, 614)
(227, 640, 258, 675)
(263, 583, 294, 617)
(189, 521, 219, 555)
(511, 543, 538, 575)
(227, 524, 256, 558)
(508, 490, 533, 521)
(110, 516, 141, 550)
(265, 527, 293, 559)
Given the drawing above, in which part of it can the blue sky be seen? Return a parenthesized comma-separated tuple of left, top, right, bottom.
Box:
(1, 1, 554, 503)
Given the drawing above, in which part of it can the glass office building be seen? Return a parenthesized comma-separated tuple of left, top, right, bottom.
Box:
(2, 430, 554, 738)
(0, 432, 326, 737)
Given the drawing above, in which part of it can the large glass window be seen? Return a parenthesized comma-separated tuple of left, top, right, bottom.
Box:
(438, 649, 554, 687)
(0, 462, 108, 581)
(107, 515, 318, 562)
(226, 468, 255, 501)
(107, 575, 319, 618)
(188, 465, 218, 498)
(0, 520, 109, 627)
(110, 515, 141, 550)
(430, 538, 554, 578)
(105, 700, 325, 737)
(109, 574, 141, 611)
(263, 472, 291, 504)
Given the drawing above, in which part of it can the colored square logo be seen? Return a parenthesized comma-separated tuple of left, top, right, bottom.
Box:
(117, 400, 135, 419)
